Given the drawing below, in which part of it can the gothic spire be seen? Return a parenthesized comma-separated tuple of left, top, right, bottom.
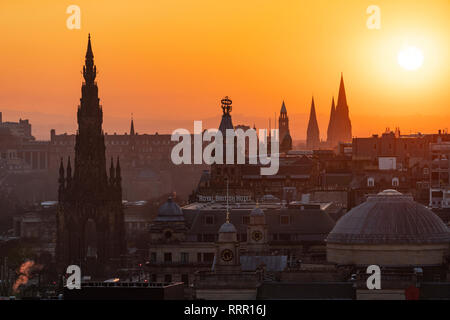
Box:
(327, 97, 336, 143)
(83, 34, 96, 85)
(307, 96, 320, 149)
(337, 73, 348, 113)
(334, 73, 352, 143)
(86, 33, 93, 59)
(280, 100, 287, 113)
(130, 115, 135, 136)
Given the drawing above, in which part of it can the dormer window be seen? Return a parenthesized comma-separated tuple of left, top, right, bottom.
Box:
(392, 177, 399, 187)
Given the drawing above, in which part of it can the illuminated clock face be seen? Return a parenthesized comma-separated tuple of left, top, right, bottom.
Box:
(252, 230, 263, 242)
(221, 249, 234, 262)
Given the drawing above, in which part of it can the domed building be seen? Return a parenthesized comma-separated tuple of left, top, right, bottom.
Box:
(326, 190, 450, 266)
(149, 197, 187, 242)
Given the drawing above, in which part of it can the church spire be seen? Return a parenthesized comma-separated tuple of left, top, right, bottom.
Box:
(337, 73, 348, 112)
(280, 100, 287, 114)
(58, 158, 65, 186)
(307, 97, 320, 149)
(130, 114, 135, 136)
(327, 97, 336, 144)
(334, 73, 352, 143)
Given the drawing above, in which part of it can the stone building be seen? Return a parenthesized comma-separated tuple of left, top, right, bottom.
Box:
(430, 134, 450, 208)
(326, 189, 450, 299)
(145, 197, 339, 293)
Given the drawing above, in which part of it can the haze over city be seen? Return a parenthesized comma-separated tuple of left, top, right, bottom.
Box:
(0, 0, 449, 140)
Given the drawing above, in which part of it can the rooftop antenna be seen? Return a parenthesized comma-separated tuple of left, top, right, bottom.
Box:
(226, 179, 230, 222)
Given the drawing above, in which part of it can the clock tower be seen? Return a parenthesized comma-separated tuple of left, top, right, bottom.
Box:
(215, 211, 241, 273)
(246, 203, 269, 254)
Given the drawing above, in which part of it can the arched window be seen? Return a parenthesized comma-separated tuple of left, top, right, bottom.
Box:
(392, 177, 399, 187)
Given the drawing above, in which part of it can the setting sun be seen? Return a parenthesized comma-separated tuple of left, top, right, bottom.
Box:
(398, 46, 424, 71)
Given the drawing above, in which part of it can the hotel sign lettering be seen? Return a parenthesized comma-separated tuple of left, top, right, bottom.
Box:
(198, 195, 252, 202)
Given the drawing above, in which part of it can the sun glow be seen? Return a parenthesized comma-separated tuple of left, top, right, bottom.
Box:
(397, 46, 424, 71)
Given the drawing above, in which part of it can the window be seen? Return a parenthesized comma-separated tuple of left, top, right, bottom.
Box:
(164, 252, 172, 263)
(367, 177, 375, 187)
(242, 216, 250, 225)
(204, 215, 215, 225)
(203, 253, 215, 262)
(392, 177, 399, 187)
(197, 252, 202, 262)
(180, 252, 189, 264)
(423, 167, 429, 175)
(181, 274, 189, 286)
(280, 215, 290, 225)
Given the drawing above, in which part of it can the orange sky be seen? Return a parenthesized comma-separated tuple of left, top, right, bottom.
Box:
(0, 0, 448, 140)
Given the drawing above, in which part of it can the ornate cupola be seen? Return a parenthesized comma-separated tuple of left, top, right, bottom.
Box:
(215, 210, 241, 273)
(246, 203, 269, 253)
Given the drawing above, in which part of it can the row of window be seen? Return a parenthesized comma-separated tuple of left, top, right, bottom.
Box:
(203, 215, 291, 226)
(149, 252, 215, 263)
(367, 177, 399, 187)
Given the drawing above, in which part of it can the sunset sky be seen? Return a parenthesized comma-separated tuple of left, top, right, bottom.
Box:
(0, 0, 448, 140)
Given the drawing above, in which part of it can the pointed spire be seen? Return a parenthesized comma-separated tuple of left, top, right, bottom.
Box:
(327, 97, 336, 144)
(86, 33, 94, 59)
(337, 72, 348, 111)
(83, 34, 96, 84)
(130, 114, 135, 136)
(280, 100, 287, 113)
(307, 96, 320, 149)
(334, 73, 352, 143)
